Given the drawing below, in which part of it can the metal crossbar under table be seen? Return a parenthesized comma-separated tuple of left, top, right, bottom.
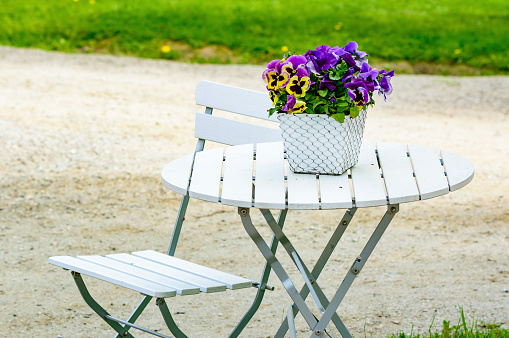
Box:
(238, 204, 399, 337)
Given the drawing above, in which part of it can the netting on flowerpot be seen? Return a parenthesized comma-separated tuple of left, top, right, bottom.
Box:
(277, 110, 367, 175)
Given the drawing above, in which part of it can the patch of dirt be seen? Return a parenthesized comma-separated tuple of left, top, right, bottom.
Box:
(0, 46, 507, 337)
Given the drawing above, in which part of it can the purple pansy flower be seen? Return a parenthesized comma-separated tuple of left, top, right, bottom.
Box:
(343, 41, 369, 60)
(282, 55, 308, 77)
(282, 95, 307, 114)
(342, 53, 360, 71)
(305, 45, 339, 74)
(319, 74, 336, 91)
(377, 70, 394, 101)
(359, 62, 378, 82)
(345, 78, 371, 106)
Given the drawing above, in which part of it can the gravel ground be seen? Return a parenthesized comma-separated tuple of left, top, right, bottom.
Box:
(0, 46, 508, 337)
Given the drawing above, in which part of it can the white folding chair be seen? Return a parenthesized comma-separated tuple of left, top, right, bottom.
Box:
(49, 81, 285, 337)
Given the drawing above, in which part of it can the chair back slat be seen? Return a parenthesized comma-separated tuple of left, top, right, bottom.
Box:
(194, 113, 282, 146)
(195, 81, 277, 122)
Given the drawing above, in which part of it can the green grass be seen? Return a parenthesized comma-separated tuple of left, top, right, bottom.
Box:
(386, 308, 509, 338)
(1, 0, 508, 74)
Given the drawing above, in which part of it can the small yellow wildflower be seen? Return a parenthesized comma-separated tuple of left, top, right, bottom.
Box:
(281, 46, 289, 52)
(454, 49, 461, 55)
(89, 0, 95, 4)
(73, 0, 79, 2)
(334, 22, 343, 31)
(161, 45, 171, 53)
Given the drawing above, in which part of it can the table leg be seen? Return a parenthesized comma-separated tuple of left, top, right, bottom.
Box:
(238, 208, 319, 330)
(309, 204, 399, 337)
(229, 209, 288, 337)
(241, 205, 399, 337)
(274, 208, 357, 338)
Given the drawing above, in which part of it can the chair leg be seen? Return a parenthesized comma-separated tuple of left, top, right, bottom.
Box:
(229, 209, 288, 337)
(72, 271, 136, 338)
(156, 298, 189, 338)
(167, 194, 190, 256)
(114, 295, 152, 338)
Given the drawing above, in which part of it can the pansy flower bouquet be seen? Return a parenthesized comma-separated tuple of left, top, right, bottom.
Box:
(263, 41, 394, 122)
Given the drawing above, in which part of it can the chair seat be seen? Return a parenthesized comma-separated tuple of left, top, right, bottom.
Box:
(49, 250, 254, 298)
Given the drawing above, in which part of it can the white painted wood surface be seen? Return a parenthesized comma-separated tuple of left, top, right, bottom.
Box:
(350, 142, 388, 207)
(377, 142, 420, 204)
(407, 144, 449, 200)
(49, 250, 254, 297)
(221, 144, 254, 207)
(287, 168, 320, 209)
(107, 253, 226, 293)
(161, 154, 194, 195)
(48, 256, 177, 298)
(194, 113, 283, 146)
(318, 174, 353, 209)
(133, 250, 253, 290)
(78, 255, 202, 295)
(195, 81, 277, 122)
(254, 142, 286, 209)
(188, 147, 224, 202)
(162, 142, 474, 209)
(441, 150, 475, 191)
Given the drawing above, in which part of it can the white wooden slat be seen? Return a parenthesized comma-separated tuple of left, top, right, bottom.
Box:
(287, 166, 320, 210)
(106, 253, 225, 293)
(195, 113, 282, 146)
(318, 173, 353, 209)
(407, 144, 450, 200)
(132, 250, 253, 290)
(48, 256, 177, 298)
(254, 142, 286, 209)
(195, 81, 278, 122)
(440, 150, 475, 191)
(221, 144, 255, 207)
(79, 255, 201, 296)
(377, 142, 420, 204)
(161, 154, 193, 195)
(188, 147, 224, 202)
(350, 142, 387, 207)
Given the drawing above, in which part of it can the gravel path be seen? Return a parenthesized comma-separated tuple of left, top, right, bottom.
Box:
(1, 46, 508, 337)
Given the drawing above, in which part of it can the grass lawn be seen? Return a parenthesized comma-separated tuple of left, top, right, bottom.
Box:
(1, 0, 508, 73)
(386, 308, 509, 337)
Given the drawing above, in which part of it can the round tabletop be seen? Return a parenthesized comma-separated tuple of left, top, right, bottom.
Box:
(161, 141, 474, 210)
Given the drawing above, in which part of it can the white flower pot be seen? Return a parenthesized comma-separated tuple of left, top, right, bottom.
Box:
(277, 110, 367, 175)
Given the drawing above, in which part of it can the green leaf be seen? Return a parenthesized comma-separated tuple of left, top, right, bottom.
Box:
(332, 113, 345, 123)
(337, 102, 348, 107)
(268, 107, 278, 117)
(329, 72, 341, 81)
(324, 105, 329, 115)
(318, 89, 328, 97)
(313, 100, 325, 109)
(349, 106, 360, 118)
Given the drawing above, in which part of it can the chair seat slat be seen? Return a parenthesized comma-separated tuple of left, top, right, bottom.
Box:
(79, 255, 201, 295)
(106, 253, 225, 293)
(49, 256, 177, 298)
(132, 250, 253, 290)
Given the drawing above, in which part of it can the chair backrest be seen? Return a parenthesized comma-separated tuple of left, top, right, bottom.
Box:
(194, 80, 283, 146)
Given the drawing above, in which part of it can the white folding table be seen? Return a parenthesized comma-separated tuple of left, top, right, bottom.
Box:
(161, 140, 474, 337)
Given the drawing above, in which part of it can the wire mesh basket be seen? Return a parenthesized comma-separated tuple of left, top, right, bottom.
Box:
(277, 110, 367, 175)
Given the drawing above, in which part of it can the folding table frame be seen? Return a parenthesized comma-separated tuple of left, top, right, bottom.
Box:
(239, 205, 399, 338)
